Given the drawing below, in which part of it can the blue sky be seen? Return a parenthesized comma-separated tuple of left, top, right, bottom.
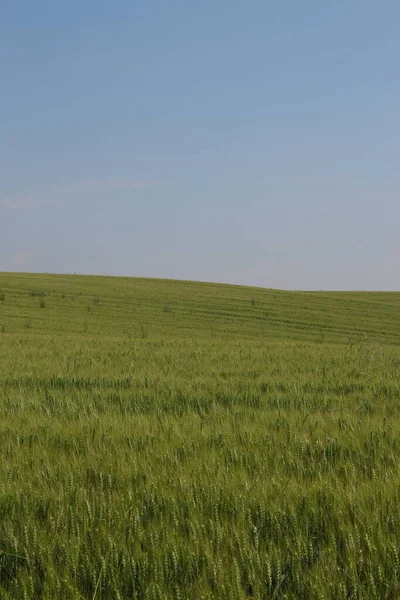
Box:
(1, 1, 399, 290)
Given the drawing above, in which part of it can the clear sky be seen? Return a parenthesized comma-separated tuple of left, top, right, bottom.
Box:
(1, 1, 399, 290)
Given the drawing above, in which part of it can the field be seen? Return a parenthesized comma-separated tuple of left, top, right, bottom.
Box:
(0, 272, 399, 599)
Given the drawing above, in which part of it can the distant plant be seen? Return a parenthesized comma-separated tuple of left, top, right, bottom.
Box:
(29, 289, 47, 297)
(40, 299, 46, 308)
(392, 358, 400, 371)
(163, 304, 172, 313)
(0, 325, 5, 332)
(24, 318, 32, 328)
(0, 291, 5, 302)
(140, 323, 148, 339)
(93, 295, 101, 306)
(250, 296, 256, 307)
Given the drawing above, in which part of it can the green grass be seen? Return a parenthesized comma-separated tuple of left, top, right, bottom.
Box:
(0, 272, 399, 599)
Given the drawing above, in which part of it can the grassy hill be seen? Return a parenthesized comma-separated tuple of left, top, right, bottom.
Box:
(1, 271, 399, 343)
(0, 272, 399, 599)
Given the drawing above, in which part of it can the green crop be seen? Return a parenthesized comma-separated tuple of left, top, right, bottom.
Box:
(0, 272, 399, 599)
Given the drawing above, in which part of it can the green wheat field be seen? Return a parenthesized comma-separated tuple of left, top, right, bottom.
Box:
(0, 272, 399, 599)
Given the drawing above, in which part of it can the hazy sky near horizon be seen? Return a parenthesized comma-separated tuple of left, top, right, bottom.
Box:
(1, 1, 399, 290)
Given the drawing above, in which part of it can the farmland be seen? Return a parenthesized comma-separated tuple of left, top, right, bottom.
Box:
(0, 272, 399, 599)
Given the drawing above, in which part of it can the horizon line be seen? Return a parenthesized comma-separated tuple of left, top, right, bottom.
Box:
(0, 269, 398, 294)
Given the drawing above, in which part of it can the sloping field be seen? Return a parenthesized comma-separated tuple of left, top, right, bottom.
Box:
(1, 272, 400, 344)
(0, 272, 399, 599)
